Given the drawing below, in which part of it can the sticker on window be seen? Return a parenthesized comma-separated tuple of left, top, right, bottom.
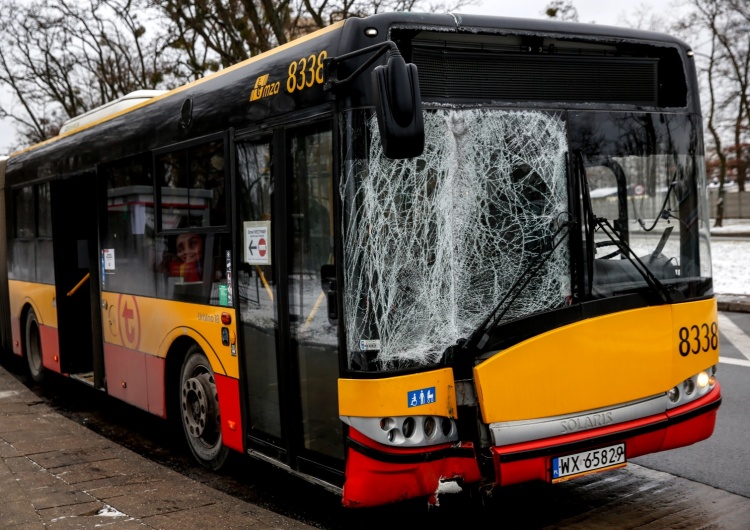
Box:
(359, 339, 381, 351)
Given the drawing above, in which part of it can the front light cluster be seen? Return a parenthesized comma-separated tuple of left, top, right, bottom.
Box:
(666, 365, 717, 409)
(341, 415, 458, 447)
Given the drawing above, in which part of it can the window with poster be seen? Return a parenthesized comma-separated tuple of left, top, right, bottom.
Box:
(152, 132, 232, 305)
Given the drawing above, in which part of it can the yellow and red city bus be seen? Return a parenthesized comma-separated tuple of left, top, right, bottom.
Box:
(0, 12, 721, 507)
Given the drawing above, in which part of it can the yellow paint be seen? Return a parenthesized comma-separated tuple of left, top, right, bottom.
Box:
(474, 299, 720, 424)
(339, 368, 457, 419)
(8, 280, 58, 328)
(101, 292, 238, 379)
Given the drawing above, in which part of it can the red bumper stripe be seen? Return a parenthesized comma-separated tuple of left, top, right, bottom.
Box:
(492, 384, 721, 486)
(342, 384, 722, 505)
(342, 428, 482, 508)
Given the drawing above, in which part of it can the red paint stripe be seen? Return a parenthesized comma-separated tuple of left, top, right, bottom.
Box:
(491, 384, 722, 486)
(39, 325, 61, 374)
(104, 342, 165, 417)
(214, 374, 243, 453)
(10, 317, 21, 356)
(342, 428, 482, 507)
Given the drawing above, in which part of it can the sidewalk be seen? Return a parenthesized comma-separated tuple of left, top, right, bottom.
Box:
(0, 365, 313, 530)
(717, 293, 750, 313)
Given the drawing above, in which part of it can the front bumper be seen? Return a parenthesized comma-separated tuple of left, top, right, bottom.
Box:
(341, 384, 721, 507)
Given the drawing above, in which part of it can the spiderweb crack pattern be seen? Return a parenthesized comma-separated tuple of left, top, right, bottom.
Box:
(342, 109, 570, 368)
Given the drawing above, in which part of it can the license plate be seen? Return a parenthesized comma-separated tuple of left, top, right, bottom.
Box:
(551, 443, 626, 483)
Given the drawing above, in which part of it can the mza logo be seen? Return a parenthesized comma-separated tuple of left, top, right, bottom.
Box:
(249, 74, 281, 101)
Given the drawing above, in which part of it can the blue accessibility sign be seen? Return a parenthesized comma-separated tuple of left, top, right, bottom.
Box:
(407, 387, 436, 408)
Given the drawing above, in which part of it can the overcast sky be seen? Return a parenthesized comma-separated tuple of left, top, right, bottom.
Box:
(0, 0, 688, 155)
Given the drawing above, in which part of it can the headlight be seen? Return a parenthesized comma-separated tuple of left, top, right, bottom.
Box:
(342, 415, 459, 447)
(666, 366, 717, 409)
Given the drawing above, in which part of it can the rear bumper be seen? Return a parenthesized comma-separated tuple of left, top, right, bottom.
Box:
(491, 383, 721, 486)
(342, 384, 721, 507)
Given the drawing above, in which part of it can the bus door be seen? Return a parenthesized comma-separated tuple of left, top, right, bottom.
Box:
(51, 171, 103, 385)
(236, 123, 343, 484)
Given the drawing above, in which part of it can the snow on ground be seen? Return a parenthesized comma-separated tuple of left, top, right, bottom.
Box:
(710, 220, 750, 295)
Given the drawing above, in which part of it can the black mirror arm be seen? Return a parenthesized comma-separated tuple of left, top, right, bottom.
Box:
(324, 41, 398, 89)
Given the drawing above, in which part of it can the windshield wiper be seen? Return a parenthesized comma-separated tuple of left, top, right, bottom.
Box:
(637, 168, 679, 232)
(455, 214, 573, 356)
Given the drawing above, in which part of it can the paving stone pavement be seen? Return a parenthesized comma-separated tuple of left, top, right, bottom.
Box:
(0, 366, 315, 529)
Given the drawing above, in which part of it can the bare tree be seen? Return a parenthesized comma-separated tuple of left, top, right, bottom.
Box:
(1, 0, 476, 149)
(683, 0, 750, 225)
(0, 0, 182, 147)
(543, 1, 579, 22)
(156, 0, 477, 78)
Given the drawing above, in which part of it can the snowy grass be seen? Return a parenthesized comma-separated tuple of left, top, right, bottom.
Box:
(710, 220, 750, 295)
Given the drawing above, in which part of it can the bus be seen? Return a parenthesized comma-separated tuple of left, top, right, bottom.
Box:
(0, 12, 721, 508)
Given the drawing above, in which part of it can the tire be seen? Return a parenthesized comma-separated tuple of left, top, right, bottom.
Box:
(25, 309, 45, 383)
(179, 345, 229, 470)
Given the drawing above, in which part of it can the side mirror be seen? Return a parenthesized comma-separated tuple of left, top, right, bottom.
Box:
(372, 51, 424, 159)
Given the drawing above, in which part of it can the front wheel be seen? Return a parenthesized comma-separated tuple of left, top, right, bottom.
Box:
(179, 345, 229, 470)
(25, 309, 45, 383)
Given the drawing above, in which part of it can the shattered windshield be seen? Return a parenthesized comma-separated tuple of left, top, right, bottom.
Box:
(341, 109, 571, 370)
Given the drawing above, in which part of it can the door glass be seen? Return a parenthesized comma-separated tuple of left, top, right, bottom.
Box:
(237, 140, 281, 439)
(288, 125, 342, 459)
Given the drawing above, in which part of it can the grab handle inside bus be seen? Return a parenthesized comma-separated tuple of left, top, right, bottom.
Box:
(67, 272, 90, 297)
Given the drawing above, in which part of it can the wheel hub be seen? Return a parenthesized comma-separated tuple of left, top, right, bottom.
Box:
(181, 372, 218, 439)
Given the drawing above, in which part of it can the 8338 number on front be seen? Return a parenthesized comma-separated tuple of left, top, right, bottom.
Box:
(551, 443, 626, 483)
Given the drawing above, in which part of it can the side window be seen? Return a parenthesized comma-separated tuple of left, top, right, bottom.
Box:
(9, 186, 36, 281)
(157, 139, 226, 230)
(14, 186, 35, 238)
(37, 183, 52, 237)
(100, 153, 157, 297)
(36, 183, 54, 284)
(155, 135, 230, 305)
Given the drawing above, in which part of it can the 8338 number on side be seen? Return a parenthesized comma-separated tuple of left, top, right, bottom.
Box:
(551, 443, 626, 483)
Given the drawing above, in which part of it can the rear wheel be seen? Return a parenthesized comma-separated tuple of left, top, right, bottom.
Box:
(25, 309, 45, 383)
(179, 345, 228, 470)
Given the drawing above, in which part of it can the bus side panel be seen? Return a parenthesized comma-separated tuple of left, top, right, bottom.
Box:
(104, 342, 152, 414)
(10, 314, 21, 356)
(214, 374, 243, 453)
(7, 280, 58, 357)
(475, 300, 719, 424)
(39, 324, 61, 374)
(100, 293, 240, 438)
(145, 354, 166, 417)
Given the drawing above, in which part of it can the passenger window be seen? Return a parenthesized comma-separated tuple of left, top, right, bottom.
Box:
(157, 139, 226, 230)
(37, 183, 53, 238)
(14, 186, 35, 238)
(100, 153, 157, 297)
(154, 136, 230, 305)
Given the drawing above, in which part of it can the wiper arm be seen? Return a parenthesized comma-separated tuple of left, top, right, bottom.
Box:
(638, 169, 679, 232)
(458, 214, 573, 354)
(594, 217, 674, 303)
